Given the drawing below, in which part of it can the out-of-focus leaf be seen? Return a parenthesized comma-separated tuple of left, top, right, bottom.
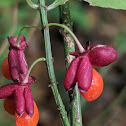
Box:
(47, 0, 68, 10)
(84, 0, 126, 10)
(114, 30, 126, 55)
(0, 0, 15, 7)
(70, 2, 91, 31)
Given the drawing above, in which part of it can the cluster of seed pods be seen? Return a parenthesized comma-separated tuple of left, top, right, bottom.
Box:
(64, 41, 118, 100)
(0, 36, 35, 117)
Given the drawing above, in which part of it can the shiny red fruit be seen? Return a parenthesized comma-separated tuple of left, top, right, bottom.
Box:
(81, 68, 103, 101)
(1, 57, 12, 80)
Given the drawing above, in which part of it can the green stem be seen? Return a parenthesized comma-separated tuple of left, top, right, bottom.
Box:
(15, 25, 41, 46)
(23, 57, 46, 84)
(26, 0, 39, 9)
(59, 2, 82, 126)
(46, 23, 85, 53)
(69, 84, 82, 126)
(38, 0, 70, 125)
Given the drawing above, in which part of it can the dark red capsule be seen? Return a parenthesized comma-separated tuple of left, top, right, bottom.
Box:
(8, 36, 28, 83)
(89, 45, 118, 67)
(77, 56, 93, 92)
(15, 86, 25, 116)
(64, 57, 80, 91)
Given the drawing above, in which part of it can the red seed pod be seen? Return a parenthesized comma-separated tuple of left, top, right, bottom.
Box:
(77, 56, 93, 92)
(64, 57, 80, 91)
(8, 36, 28, 50)
(8, 49, 21, 82)
(0, 36, 36, 118)
(89, 45, 118, 67)
(24, 87, 34, 117)
(15, 86, 25, 116)
(8, 36, 28, 83)
(0, 82, 35, 116)
(0, 83, 17, 99)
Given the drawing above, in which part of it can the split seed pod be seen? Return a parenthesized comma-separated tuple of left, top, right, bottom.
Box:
(77, 56, 93, 92)
(89, 44, 118, 67)
(8, 36, 28, 83)
(64, 56, 93, 92)
(64, 41, 118, 93)
(0, 36, 35, 117)
(64, 57, 80, 91)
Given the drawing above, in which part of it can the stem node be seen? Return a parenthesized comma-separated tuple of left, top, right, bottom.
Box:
(38, 3, 47, 10)
(75, 118, 80, 124)
(48, 81, 58, 87)
(57, 106, 62, 110)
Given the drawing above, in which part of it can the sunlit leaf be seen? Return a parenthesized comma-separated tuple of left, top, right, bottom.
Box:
(47, 0, 68, 11)
(84, 0, 126, 10)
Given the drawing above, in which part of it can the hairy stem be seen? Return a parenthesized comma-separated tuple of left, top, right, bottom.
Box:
(59, 2, 82, 126)
(38, 0, 70, 125)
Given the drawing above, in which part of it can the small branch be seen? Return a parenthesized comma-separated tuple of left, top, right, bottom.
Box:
(15, 25, 41, 46)
(59, 2, 82, 126)
(26, 0, 39, 9)
(38, 0, 70, 125)
(46, 23, 85, 53)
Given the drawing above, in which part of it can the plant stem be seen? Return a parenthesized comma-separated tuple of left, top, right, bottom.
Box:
(69, 84, 82, 126)
(15, 25, 41, 46)
(38, 0, 70, 125)
(59, 2, 82, 126)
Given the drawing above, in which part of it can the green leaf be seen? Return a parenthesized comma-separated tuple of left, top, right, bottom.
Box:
(84, 0, 126, 10)
(47, 0, 68, 11)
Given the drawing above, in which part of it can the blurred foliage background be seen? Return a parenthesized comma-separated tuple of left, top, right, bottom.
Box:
(0, 0, 126, 126)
